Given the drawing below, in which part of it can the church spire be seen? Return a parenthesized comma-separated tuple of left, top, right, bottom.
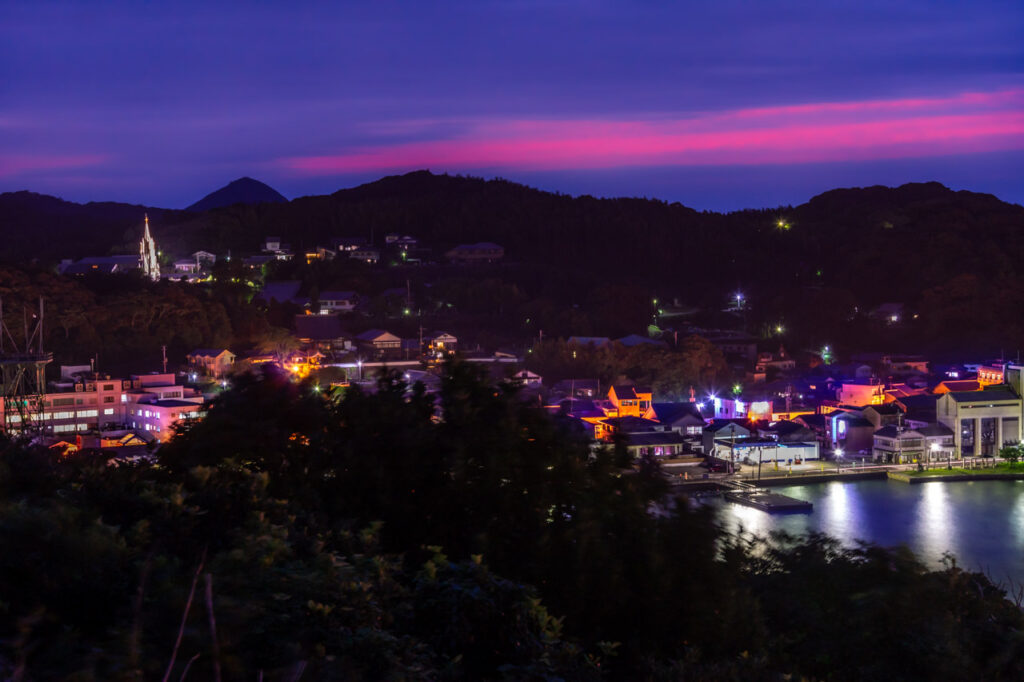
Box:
(140, 213, 160, 281)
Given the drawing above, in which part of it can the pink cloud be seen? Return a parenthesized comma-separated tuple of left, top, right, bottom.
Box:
(279, 89, 1024, 174)
(0, 154, 108, 178)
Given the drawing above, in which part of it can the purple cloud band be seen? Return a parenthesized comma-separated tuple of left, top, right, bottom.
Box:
(279, 89, 1024, 175)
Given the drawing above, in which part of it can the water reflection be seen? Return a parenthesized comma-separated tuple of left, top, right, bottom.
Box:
(727, 499, 775, 537)
(711, 480, 1024, 580)
(915, 482, 957, 566)
(817, 481, 864, 542)
(1013, 481, 1024, 550)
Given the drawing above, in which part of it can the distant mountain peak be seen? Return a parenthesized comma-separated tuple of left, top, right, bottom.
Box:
(186, 177, 287, 211)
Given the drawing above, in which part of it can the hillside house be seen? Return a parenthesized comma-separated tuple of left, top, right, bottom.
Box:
(294, 315, 351, 354)
(356, 329, 402, 358)
(607, 385, 654, 419)
(427, 332, 458, 357)
(319, 290, 358, 314)
(187, 349, 236, 378)
(444, 242, 504, 264)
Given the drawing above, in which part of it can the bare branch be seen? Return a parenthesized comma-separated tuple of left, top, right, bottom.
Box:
(204, 572, 222, 682)
(179, 653, 201, 682)
(162, 548, 207, 682)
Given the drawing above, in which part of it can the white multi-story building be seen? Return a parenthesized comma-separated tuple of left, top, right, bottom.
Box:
(1, 366, 129, 435)
(124, 373, 205, 441)
(1, 368, 205, 443)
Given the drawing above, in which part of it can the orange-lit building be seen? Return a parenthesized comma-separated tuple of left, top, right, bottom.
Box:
(933, 379, 981, 395)
(607, 385, 654, 419)
(835, 380, 885, 405)
(977, 364, 1006, 386)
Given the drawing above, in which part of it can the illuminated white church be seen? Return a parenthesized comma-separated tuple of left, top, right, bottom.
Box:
(140, 214, 160, 281)
(57, 214, 162, 278)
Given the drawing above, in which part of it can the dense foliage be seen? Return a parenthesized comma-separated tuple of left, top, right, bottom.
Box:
(5, 173, 1024, 357)
(1, 363, 1022, 680)
(0, 265, 274, 375)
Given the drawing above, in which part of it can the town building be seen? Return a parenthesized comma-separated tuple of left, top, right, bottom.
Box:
(427, 332, 458, 357)
(835, 380, 885, 405)
(444, 242, 504, 264)
(826, 410, 875, 454)
(332, 236, 368, 252)
(59, 216, 161, 279)
(319, 290, 359, 314)
(702, 420, 750, 456)
(510, 369, 543, 387)
(606, 385, 654, 418)
(186, 348, 236, 378)
(936, 389, 1022, 457)
(716, 436, 820, 466)
(977, 364, 1006, 386)
(294, 315, 351, 354)
(651, 402, 708, 437)
(355, 329, 402, 358)
(550, 378, 601, 399)
(124, 373, 204, 441)
(1, 366, 130, 435)
(350, 247, 380, 264)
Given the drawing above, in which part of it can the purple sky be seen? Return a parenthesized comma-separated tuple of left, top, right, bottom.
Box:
(2, 1, 1022, 210)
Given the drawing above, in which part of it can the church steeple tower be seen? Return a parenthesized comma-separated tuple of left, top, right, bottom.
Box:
(140, 213, 160, 281)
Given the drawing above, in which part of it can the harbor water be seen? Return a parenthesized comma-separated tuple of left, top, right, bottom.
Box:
(710, 479, 1024, 583)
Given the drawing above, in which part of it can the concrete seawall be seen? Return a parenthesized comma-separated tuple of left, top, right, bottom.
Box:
(754, 472, 888, 487)
(888, 472, 1024, 484)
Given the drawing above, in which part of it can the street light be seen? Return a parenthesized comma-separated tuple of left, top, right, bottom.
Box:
(930, 442, 939, 472)
(357, 359, 363, 381)
(835, 447, 843, 474)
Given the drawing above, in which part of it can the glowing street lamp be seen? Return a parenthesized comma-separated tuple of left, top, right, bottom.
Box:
(835, 447, 843, 474)
(930, 442, 940, 471)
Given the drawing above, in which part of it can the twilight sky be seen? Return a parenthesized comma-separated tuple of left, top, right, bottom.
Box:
(1, 0, 1022, 210)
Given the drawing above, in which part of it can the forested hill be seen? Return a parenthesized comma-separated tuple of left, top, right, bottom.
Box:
(3, 172, 1023, 310)
(0, 191, 190, 262)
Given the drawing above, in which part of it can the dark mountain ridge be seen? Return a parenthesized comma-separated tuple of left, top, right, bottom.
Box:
(186, 176, 287, 212)
(0, 190, 188, 261)
(2, 172, 1022, 311)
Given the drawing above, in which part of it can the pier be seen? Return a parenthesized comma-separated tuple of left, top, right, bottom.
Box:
(709, 480, 814, 513)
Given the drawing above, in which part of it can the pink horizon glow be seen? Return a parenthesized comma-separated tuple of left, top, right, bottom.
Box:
(279, 89, 1024, 175)
(0, 154, 108, 178)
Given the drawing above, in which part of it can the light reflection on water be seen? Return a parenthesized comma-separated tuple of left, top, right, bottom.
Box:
(916, 482, 957, 568)
(711, 480, 1024, 582)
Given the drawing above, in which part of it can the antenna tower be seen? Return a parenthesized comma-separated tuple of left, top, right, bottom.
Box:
(0, 297, 53, 435)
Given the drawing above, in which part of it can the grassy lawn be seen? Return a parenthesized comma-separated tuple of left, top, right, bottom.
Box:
(901, 462, 1024, 477)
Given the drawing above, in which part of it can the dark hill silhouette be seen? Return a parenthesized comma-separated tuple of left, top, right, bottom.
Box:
(0, 191, 188, 261)
(186, 177, 287, 211)
(3, 172, 1022, 318)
